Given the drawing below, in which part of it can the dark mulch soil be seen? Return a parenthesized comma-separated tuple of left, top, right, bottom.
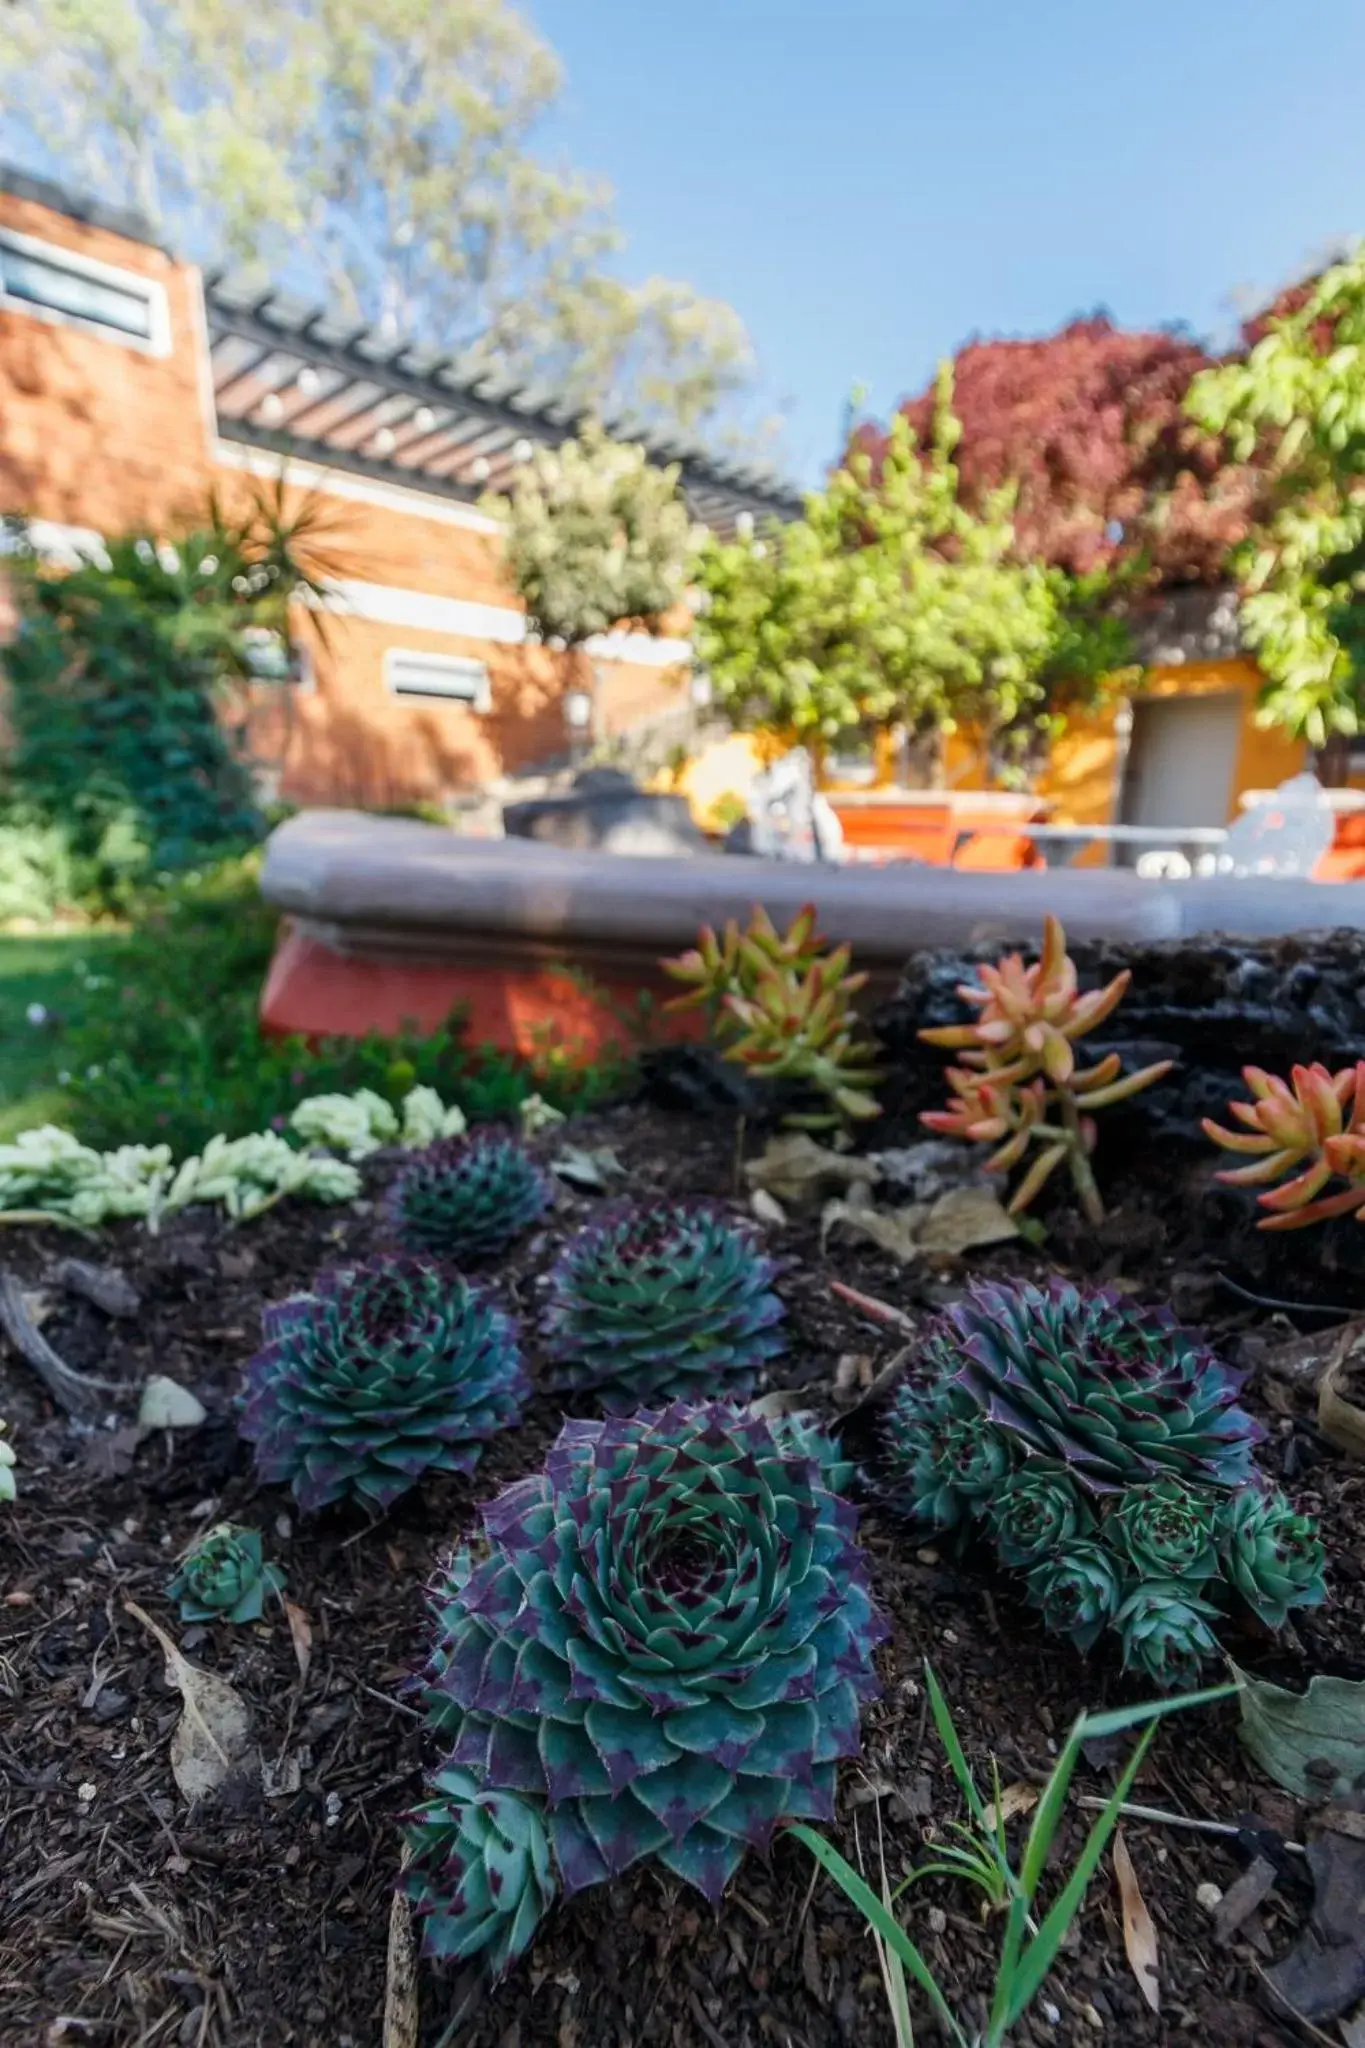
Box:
(2, 1093, 1360, 2048)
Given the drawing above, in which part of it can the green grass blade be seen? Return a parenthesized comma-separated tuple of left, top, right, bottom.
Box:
(1075, 1681, 1236, 1743)
(788, 1824, 968, 2048)
(1001, 1723, 1157, 2030)
(924, 1661, 991, 1831)
(1017, 1711, 1087, 1903)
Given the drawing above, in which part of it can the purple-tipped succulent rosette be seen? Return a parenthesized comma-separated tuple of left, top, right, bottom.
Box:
(386, 1129, 551, 1262)
(416, 1400, 888, 1913)
(542, 1199, 786, 1412)
(239, 1254, 528, 1512)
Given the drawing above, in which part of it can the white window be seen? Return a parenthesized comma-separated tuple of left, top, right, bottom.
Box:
(0, 226, 170, 354)
(384, 647, 491, 711)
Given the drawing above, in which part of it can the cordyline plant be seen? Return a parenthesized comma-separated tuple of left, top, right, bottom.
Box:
(240, 1256, 527, 1513)
(166, 1523, 284, 1624)
(663, 905, 882, 1130)
(387, 1130, 551, 1262)
(919, 913, 1171, 1224)
(543, 1200, 786, 1411)
(879, 1279, 1324, 1688)
(408, 1401, 888, 1976)
(1204, 1060, 1365, 1228)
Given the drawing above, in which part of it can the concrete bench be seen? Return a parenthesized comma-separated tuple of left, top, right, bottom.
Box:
(258, 809, 1365, 1057)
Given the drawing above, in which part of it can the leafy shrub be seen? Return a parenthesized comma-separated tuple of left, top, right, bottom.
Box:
(241, 1256, 527, 1512)
(50, 857, 629, 1155)
(880, 1278, 1324, 1687)
(662, 904, 881, 1130)
(543, 1200, 785, 1410)
(386, 1131, 551, 1262)
(919, 912, 1171, 1223)
(412, 1402, 888, 1969)
(2, 536, 261, 876)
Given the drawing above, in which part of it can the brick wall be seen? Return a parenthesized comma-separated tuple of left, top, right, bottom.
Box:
(0, 179, 691, 807)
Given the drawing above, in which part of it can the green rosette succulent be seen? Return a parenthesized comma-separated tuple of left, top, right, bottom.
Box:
(918, 1278, 1264, 1494)
(544, 1201, 786, 1411)
(1219, 1490, 1327, 1628)
(881, 1382, 1010, 1529)
(166, 1523, 283, 1623)
(1106, 1479, 1219, 1583)
(1024, 1541, 1125, 1652)
(239, 1255, 527, 1513)
(404, 1765, 555, 1978)
(986, 1468, 1088, 1568)
(387, 1130, 550, 1262)
(1115, 1583, 1222, 1689)
(420, 1401, 888, 1906)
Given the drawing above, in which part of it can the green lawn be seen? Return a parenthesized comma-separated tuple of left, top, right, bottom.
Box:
(0, 930, 132, 1138)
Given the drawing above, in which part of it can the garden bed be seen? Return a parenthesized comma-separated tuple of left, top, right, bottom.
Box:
(1, 1085, 1357, 2048)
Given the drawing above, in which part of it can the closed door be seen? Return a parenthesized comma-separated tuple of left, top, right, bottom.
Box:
(1119, 693, 1242, 831)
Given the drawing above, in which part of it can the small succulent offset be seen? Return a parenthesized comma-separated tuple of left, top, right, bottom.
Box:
(0, 1419, 15, 1504)
(239, 1256, 527, 1512)
(413, 1402, 888, 1973)
(403, 1766, 555, 1977)
(1204, 1061, 1365, 1229)
(543, 1201, 785, 1411)
(387, 1130, 551, 1262)
(879, 1279, 1325, 1686)
(919, 913, 1171, 1224)
(166, 1523, 284, 1623)
(663, 904, 882, 1130)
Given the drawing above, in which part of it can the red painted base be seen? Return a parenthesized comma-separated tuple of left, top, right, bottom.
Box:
(259, 923, 703, 1061)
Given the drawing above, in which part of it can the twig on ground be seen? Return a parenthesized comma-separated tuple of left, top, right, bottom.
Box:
(1215, 1272, 1354, 1327)
(829, 1279, 915, 1332)
(0, 1270, 121, 1418)
(1076, 1795, 1305, 1855)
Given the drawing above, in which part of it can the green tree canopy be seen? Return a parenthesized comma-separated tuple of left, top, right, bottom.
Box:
(483, 420, 695, 652)
(0, 0, 763, 445)
(1188, 251, 1365, 753)
(692, 370, 1128, 775)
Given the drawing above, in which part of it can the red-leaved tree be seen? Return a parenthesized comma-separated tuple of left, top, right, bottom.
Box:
(860, 316, 1264, 584)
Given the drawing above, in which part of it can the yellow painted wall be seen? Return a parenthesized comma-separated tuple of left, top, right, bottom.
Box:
(945, 657, 1304, 830)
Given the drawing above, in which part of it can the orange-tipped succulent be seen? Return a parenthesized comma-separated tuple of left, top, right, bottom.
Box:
(662, 905, 881, 1130)
(919, 915, 1172, 1225)
(1204, 1061, 1365, 1229)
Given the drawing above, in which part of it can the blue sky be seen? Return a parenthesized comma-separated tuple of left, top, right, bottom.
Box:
(529, 0, 1365, 481)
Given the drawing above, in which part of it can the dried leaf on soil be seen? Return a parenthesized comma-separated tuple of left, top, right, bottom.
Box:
(982, 1781, 1038, 1831)
(1318, 1350, 1365, 1461)
(125, 1600, 256, 1804)
(551, 1145, 622, 1192)
(1264, 1823, 1365, 2024)
(1234, 1663, 1365, 1801)
(383, 1874, 419, 2048)
(915, 1184, 1018, 1256)
(284, 1599, 313, 1683)
(744, 1132, 879, 1208)
(822, 1192, 925, 1265)
(1114, 1829, 1161, 2014)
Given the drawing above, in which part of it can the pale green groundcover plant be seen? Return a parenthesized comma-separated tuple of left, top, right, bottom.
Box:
(0, 1420, 16, 1504)
(0, 1084, 481, 1231)
(791, 1665, 1232, 2047)
(0, 1125, 359, 1230)
(289, 1084, 467, 1159)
